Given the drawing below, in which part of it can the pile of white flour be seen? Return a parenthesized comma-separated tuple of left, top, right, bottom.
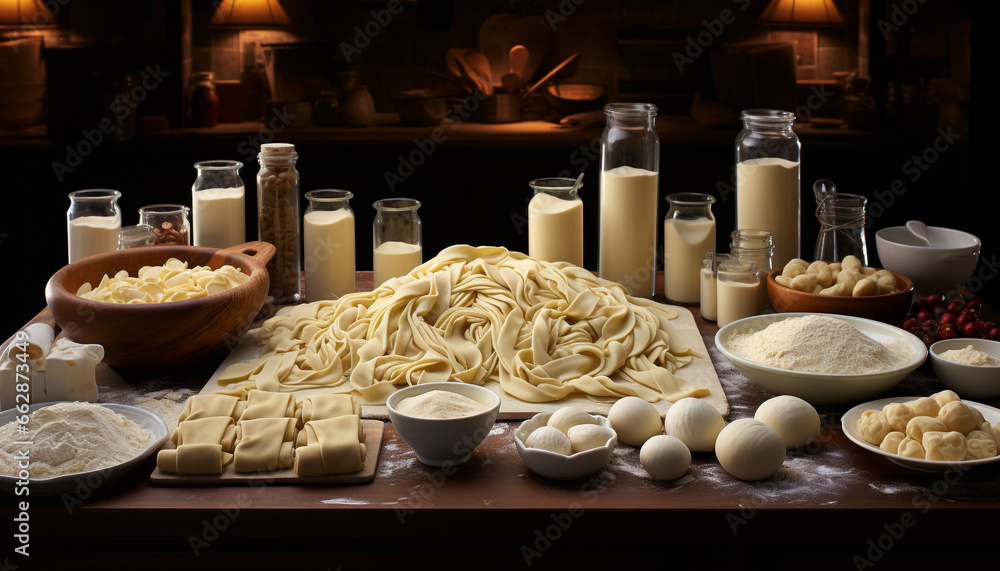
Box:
(0, 402, 150, 478)
(726, 315, 909, 374)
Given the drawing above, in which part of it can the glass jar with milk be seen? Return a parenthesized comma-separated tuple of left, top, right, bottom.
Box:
(528, 177, 584, 267)
(599, 103, 659, 298)
(735, 110, 800, 269)
(373, 198, 423, 286)
(663, 193, 716, 304)
(67, 189, 122, 263)
(716, 259, 760, 327)
(730, 229, 774, 312)
(304, 190, 356, 301)
(192, 160, 245, 248)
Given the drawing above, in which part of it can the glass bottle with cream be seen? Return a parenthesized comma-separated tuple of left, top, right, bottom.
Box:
(663, 193, 716, 304)
(192, 160, 245, 248)
(67, 189, 122, 263)
(373, 198, 422, 286)
(528, 177, 584, 267)
(304, 190, 355, 301)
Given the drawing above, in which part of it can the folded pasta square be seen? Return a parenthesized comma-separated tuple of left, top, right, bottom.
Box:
(233, 417, 297, 472)
(240, 389, 297, 421)
(294, 415, 366, 476)
(301, 394, 361, 424)
(179, 394, 243, 422)
(156, 443, 233, 475)
(170, 416, 238, 452)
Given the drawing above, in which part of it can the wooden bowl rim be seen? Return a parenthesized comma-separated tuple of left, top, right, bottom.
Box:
(766, 268, 914, 300)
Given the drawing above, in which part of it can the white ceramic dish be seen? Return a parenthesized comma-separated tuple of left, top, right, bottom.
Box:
(386, 382, 501, 467)
(841, 396, 1000, 472)
(515, 411, 617, 480)
(0, 402, 168, 495)
(929, 338, 1000, 399)
(715, 313, 927, 406)
(875, 226, 980, 294)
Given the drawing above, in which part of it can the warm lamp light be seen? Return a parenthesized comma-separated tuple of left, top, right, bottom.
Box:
(759, 0, 845, 25)
(0, 0, 55, 27)
(210, 0, 291, 28)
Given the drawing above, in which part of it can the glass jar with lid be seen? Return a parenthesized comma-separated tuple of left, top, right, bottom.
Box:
(663, 193, 716, 304)
(303, 190, 355, 301)
(373, 198, 422, 286)
(67, 189, 122, 263)
(528, 177, 584, 267)
(192, 160, 245, 248)
(730, 229, 774, 312)
(257, 143, 301, 303)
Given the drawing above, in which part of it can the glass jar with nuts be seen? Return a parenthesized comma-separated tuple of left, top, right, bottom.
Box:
(139, 204, 191, 246)
(257, 142, 302, 303)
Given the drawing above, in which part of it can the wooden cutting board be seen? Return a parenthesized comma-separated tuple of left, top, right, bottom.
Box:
(200, 305, 728, 419)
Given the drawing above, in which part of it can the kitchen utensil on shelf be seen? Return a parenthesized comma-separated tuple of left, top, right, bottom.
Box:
(906, 220, 933, 247)
(523, 52, 579, 99)
(463, 49, 494, 93)
(478, 14, 551, 87)
(509, 45, 529, 79)
(455, 51, 492, 95)
(500, 74, 521, 93)
(542, 82, 610, 115)
(813, 178, 836, 202)
(445, 48, 475, 94)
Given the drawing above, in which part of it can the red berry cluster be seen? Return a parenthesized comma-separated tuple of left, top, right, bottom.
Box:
(899, 294, 999, 345)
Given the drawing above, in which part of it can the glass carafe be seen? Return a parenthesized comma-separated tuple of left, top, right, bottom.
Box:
(303, 190, 356, 301)
(192, 160, 245, 248)
(663, 193, 716, 304)
(735, 109, 801, 269)
(67, 189, 122, 263)
(528, 177, 584, 267)
(599, 102, 659, 297)
(815, 193, 868, 265)
(730, 229, 774, 312)
(373, 198, 423, 286)
(257, 143, 301, 303)
(139, 204, 190, 246)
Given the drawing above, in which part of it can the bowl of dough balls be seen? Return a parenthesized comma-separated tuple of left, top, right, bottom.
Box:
(842, 391, 1000, 472)
(767, 255, 914, 324)
(928, 339, 1000, 399)
(515, 407, 617, 480)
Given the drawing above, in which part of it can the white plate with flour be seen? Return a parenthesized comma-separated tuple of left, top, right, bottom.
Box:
(0, 402, 168, 496)
(842, 396, 1000, 472)
(715, 313, 927, 406)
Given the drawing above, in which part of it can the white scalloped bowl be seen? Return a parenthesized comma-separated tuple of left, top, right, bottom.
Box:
(515, 411, 617, 480)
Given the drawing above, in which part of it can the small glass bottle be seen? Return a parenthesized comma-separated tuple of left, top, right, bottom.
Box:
(190, 71, 219, 128)
(139, 204, 191, 246)
(528, 177, 584, 267)
(663, 193, 716, 304)
(373, 198, 422, 286)
(599, 102, 659, 297)
(730, 229, 774, 312)
(303, 190, 356, 301)
(815, 193, 869, 264)
(700, 252, 733, 322)
(716, 259, 760, 327)
(119, 224, 156, 250)
(257, 143, 302, 303)
(67, 189, 122, 263)
(192, 160, 246, 248)
(735, 109, 801, 269)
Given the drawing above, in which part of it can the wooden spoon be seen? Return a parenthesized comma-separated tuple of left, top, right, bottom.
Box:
(509, 45, 529, 80)
(463, 49, 494, 95)
(523, 52, 578, 99)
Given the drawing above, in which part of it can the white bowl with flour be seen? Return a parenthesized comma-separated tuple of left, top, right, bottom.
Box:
(716, 313, 927, 406)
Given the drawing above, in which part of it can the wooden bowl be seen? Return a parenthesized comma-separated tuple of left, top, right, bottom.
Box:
(542, 82, 611, 116)
(45, 241, 275, 371)
(766, 269, 914, 324)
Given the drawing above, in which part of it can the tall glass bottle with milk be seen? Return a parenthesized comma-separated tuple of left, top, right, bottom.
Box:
(599, 103, 659, 297)
(373, 198, 422, 286)
(735, 110, 800, 269)
(303, 190, 355, 301)
(67, 189, 122, 263)
(192, 160, 245, 248)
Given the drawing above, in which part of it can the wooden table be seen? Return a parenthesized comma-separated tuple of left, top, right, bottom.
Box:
(3, 273, 998, 568)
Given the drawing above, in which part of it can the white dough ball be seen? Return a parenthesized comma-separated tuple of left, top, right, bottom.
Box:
(754, 395, 821, 449)
(567, 423, 615, 453)
(663, 397, 726, 452)
(608, 396, 663, 446)
(547, 407, 597, 435)
(526, 426, 572, 455)
(715, 419, 785, 481)
(640, 435, 691, 481)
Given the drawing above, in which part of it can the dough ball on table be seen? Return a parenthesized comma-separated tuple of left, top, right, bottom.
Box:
(897, 437, 925, 459)
(608, 396, 663, 446)
(857, 410, 893, 445)
(931, 390, 960, 409)
(922, 431, 968, 462)
(882, 403, 916, 434)
(547, 407, 597, 435)
(567, 424, 616, 453)
(880, 431, 906, 453)
(937, 401, 981, 434)
(663, 397, 726, 452)
(526, 426, 572, 455)
(640, 435, 691, 481)
(905, 416, 947, 442)
(909, 397, 940, 418)
(754, 395, 820, 449)
(715, 419, 785, 481)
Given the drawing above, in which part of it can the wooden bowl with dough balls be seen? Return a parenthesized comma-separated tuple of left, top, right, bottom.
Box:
(44, 241, 274, 371)
(766, 269, 914, 324)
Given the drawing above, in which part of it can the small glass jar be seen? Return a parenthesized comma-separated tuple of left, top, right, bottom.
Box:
(716, 259, 760, 327)
(67, 189, 122, 263)
(118, 224, 156, 250)
(192, 160, 245, 248)
(599, 102, 660, 297)
(815, 193, 868, 265)
(373, 198, 423, 286)
(663, 193, 716, 304)
(139, 204, 191, 246)
(303, 190, 356, 301)
(735, 109, 801, 269)
(730, 229, 774, 312)
(190, 71, 219, 128)
(528, 177, 584, 267)
(257, 143, 302, 303)
(700, 252, 733, 322)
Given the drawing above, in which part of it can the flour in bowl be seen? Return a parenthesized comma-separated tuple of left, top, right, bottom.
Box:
(726, 315, 909, 374)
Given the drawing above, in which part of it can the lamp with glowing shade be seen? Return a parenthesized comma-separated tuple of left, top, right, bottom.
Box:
(0, 0, 55, 28)
(210, 0, 291, 28)
(759, 0, 845, 26)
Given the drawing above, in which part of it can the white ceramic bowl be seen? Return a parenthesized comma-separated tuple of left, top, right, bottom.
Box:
(515, 412, 617, 480)
(875, 226, 980, 294)
(386, 382, 501, 467)
(929, 338, 1000, 399)
(715, 313, 927, 406)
